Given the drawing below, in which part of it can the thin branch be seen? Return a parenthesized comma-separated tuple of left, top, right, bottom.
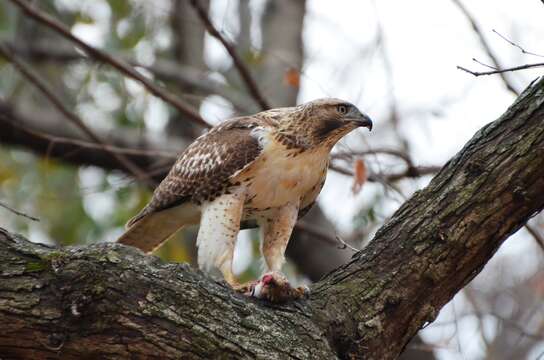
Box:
(0, 100, 183, 183)
(333, 148, 415, 168)
(1, 41, 257, 113)
(0, 117, 177, 159)
(451, 0, 520, 96)
(472, 58, 498, 70)
(329, 162, 441, 183)
(492, 29, 544, 58)
(189, 0, 270, 110)
(7, 0, 210, 128)
(0, 44, 155, 187)
(0, 201, 39, 222)
(335, 235, 359, 252)
(457, 62, 544, 76)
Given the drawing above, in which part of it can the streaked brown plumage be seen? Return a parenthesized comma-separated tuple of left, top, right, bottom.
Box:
(118, 98, 372, 301)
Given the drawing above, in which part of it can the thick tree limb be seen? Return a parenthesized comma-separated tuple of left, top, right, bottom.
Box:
(1, 75, 543, 358)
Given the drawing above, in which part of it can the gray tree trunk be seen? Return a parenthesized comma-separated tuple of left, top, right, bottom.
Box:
(1, 77, 543, 359)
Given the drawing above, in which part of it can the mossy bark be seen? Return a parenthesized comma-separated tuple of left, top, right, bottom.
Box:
(1, 77, 544, 359)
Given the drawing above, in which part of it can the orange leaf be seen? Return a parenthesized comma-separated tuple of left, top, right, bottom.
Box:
(351, 159, 367, 194)
(283, 68, 300, 88)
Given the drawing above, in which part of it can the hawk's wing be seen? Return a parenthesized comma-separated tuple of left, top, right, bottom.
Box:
(118, 116, 266, 252)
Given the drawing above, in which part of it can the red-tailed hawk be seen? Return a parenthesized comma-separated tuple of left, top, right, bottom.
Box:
(118, 98, 372, 302)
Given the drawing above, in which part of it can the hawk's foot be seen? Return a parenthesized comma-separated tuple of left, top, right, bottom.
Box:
(244, 271, 309, 303)
(231, 281, 253, 294)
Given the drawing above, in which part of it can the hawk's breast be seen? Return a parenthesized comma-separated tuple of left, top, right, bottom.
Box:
(233, 132, 329, 216)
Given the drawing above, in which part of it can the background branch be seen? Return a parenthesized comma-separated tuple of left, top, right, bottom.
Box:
(189, 0, 270, 110)
(8, 0, 210, 128)
(451, 0, 521, 95)
(0, 100, 185, 181)
(1, 41, 256, 113)
(0, 44, 156, 186)
(457, 62, 544, 76)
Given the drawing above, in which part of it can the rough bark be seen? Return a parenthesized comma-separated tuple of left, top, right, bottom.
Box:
(1, 75, 543, 358)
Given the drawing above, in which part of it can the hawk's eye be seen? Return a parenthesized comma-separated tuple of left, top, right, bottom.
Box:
(337, 104, 348, 115)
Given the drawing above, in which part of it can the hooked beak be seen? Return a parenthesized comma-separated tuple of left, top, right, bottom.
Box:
(355, 113, 373, 131)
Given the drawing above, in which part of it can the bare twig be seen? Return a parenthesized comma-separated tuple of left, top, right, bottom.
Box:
(0, 44, 154, 187)
(335, 235, 359, 252)
(333, 148, 415, 168)
(189, 0, 270, 110)
(472, 58, 498, 70)
(329, 163, 441, 183)
(451, 0, 520, 96)
(7, 0, 210, 128)
(0, 201, 39, 222)
(457, 63, 544, 76)
(492, 29, 544, 58)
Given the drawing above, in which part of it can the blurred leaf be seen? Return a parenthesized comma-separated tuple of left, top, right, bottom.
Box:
(107, 0, 131, 19)
(119, 18, 146, 49)
(74, 13, 95, 25)
(0, 3, 11, 33)
(351, 159, 367, 195)
(283, 68, 300, 88)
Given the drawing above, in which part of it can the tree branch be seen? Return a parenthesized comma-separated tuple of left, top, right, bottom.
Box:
(457, 62, 544, 77)
(189, 0, 270, 110)
(1, 41, 257, 113)
(1, 76, 543, 359)
(492, 29, 544, 59)
(451, 0, 521, 96)
(0, 44, 155, 187)
(0, 201, 39, 222)
(0, 100, 184, 182)
(7, 0, 210, 128)
(329, 162, 441, 183)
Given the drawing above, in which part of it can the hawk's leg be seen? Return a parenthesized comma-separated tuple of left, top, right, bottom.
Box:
(197, 188, 246, 287)
(261, 201, 299, 272)
(243, 201, 308, 302)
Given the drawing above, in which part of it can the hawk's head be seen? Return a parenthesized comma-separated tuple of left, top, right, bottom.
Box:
(275, 98, 373, 149)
